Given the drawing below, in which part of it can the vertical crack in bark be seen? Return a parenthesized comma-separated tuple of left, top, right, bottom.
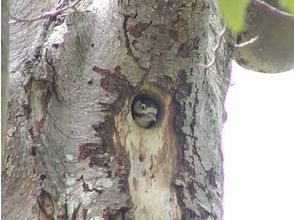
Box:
(44, 48, 69, 107)
(72, 203, 81, 220)
(188, 87, 209, 174)
(122, 13, 148, 72)
(104, 206, 131, 220)
(57, 204, 68, 220)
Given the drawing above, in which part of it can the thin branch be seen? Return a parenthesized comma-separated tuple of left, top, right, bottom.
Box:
(199, 27, 258, 69)
(252, 0, 294, 18)
(234, 36, 259, 48)
(198, 26, 227, 69)
(9, 0, 82, 24)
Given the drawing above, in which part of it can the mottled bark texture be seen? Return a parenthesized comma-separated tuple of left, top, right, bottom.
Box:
(1, 0, 9, 170)
(2, 0, 229, 219)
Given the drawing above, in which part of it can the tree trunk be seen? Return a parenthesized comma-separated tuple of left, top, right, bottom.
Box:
(1, 0, 9, 171)
(2, 0, 229, 219)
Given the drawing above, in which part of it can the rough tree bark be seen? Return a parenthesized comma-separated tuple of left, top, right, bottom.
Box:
(1, 0, 9, 171)
(3, 0, 292, 220)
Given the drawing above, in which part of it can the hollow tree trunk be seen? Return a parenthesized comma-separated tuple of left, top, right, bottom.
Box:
(2, 0, 229, 219)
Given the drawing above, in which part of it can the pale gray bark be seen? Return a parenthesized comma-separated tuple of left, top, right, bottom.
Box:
(3, 0, 229, 219)
(1, 0, 9, 171)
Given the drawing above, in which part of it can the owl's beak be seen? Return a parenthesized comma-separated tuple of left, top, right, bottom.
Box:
(147, 113, 157, 122)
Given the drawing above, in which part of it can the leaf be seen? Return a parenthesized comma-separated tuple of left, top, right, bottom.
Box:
(278, 0, 294, 13)
(218, 0, 250, 34)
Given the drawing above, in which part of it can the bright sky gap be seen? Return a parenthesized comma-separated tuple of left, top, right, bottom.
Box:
(223, 61, 294, 220)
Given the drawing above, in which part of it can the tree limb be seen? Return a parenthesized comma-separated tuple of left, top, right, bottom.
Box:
(252, 0, 294, 18)
(9, 0, 82, 24)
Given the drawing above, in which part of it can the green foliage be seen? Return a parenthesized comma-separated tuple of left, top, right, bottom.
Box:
(279, 0, 294, 13)
(218, 0, 250, 34)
